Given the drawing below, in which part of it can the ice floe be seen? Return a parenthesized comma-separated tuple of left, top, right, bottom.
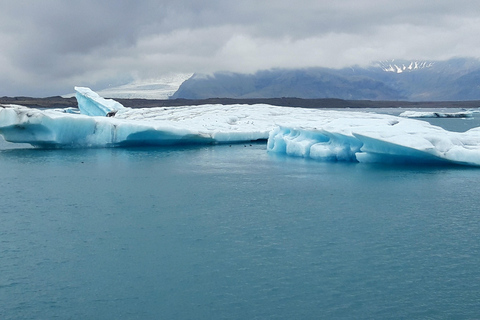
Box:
(399, 110, 475, 118)
(2, 87, 480, 166)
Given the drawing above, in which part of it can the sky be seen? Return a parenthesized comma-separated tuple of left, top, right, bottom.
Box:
(1, 0, 480, 97)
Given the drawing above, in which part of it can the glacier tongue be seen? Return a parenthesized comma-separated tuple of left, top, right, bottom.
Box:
(2, 87, 480, 166)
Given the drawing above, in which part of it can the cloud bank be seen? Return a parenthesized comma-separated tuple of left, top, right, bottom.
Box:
(1, 0, 480, 96)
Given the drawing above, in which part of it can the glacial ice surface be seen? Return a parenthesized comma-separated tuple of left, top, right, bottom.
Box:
(2, 87, 480, 166)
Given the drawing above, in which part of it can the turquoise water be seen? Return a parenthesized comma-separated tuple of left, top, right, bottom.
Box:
(1, 112, 480, 319)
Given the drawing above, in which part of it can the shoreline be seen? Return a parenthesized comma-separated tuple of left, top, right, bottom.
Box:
(1, 96, 480, 109)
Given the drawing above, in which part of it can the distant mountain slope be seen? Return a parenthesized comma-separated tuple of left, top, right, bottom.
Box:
(172, 58, 480, 101)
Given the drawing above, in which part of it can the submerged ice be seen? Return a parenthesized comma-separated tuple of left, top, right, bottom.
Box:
(2, 87, 480, 166)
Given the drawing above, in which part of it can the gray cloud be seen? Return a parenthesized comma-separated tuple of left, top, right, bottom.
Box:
(1, 0, 480, 96)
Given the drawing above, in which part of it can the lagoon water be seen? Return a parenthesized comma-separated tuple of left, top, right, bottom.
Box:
(1, 109, 480, 319)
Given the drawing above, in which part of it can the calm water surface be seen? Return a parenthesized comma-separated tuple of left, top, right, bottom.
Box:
(1, 111, 480, 319)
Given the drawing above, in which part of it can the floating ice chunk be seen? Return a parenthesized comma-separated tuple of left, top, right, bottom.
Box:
(0, 104, 271, 148)
(3, 87, 480, 166)
(267, 117, 480, 166)
(399, 110, 475, 118)
(75, 86, 125, 116)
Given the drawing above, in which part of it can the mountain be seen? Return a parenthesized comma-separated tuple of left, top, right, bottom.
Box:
(171, 58, 480, 101)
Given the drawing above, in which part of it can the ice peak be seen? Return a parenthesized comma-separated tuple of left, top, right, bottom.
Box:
(75, 87, 125, 116)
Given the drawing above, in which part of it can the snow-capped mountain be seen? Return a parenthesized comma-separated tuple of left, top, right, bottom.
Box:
(172, 58, 480, 101)
(377, 60, 435, 73)
(64, 58, 480, 101)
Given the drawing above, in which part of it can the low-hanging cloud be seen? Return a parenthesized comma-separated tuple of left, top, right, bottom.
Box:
(1, 0, 480, 96)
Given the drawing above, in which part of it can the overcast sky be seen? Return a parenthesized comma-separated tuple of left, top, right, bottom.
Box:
(2, 0, 480, 96)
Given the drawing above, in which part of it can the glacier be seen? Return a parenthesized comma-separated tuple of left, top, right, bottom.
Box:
(2, 87, 480, 166)
(94, 73, 193, 99)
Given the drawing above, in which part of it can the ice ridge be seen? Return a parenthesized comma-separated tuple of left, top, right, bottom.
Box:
(75, 86, 126, 116)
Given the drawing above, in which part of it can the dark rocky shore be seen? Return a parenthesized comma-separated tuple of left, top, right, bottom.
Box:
(1, 96, 480, 109)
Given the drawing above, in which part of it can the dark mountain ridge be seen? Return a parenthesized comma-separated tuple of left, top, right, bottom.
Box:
(172, 58, 480, 101)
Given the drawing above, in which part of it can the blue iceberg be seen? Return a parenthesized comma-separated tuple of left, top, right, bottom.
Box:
(2, 87, 480, 166)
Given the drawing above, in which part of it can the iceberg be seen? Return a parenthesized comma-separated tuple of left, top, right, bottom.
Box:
(2, 87, 480, 166)
(399, 110, 476, 118)
(267, 121, 480, 166)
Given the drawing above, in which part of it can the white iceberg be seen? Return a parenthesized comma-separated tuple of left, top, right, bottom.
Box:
(2, 87, 480, 166)
(399, 110, 476, 118)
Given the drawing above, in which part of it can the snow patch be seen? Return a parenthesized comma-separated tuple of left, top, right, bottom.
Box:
(378, 60, 435, 73)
